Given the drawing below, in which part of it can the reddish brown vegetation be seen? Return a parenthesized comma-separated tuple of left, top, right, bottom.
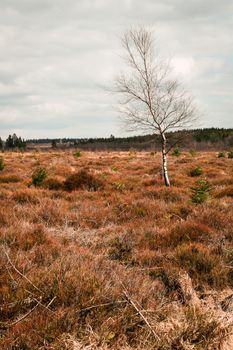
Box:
(0, 150, 233, 349)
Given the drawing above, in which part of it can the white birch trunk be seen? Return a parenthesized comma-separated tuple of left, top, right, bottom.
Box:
(161, 133, 170, 186)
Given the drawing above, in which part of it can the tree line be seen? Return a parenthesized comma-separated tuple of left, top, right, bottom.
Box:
(0, 133, 26, 150)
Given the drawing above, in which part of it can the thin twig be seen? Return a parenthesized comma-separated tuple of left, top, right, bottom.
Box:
(7, 302, 40, 327)
(76, 300, 127, 313)
(123, 291, 160, 341)
(2, 245, 43, 293)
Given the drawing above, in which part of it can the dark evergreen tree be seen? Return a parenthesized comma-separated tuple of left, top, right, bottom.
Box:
(52, 140, 57, 148)
(6, 135, 14, 149)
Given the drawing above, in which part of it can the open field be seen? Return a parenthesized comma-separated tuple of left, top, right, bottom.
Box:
(0, 150, 233, 349)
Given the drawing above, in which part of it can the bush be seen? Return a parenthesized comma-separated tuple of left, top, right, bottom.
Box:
(189, 166, 203, 177)
(175, 243, 227, 287)
(218, 152, 225, 158)
(73, 150, 81, 158)
(172, 148, 181, 156)
(0, 157, 5, 171)
(12, 189, 39, 204)
(228, 151, 233, 159)
(108, 235, 133, 262)
(43, 177, 63, 190)
(32, 167, 47, 186)
(64, 169, 103, 191)
(0, 175, 21, 183)
(191, 180, 211, 204)
(166, 221, 214, 247)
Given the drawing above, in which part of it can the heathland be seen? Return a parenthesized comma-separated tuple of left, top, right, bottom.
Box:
(0, 150, 233, 349)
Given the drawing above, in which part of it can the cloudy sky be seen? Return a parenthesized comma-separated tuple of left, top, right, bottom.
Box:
(0, 0, 232, 139)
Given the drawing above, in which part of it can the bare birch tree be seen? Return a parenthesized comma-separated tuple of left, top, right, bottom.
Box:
(116, 27, 197, 186)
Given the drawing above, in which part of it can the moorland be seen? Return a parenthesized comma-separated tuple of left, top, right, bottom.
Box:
(0, 150, 233, 349)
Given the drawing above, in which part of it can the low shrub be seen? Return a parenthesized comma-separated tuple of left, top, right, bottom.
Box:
(175, 242, 227, 288)
(64, 169, 103, 191)
(43, 177, 63, 190)
(0, 157, 5, 171)
(228, 151, 233, 159)
(108, 235, 133, 262)
(172, 148, 181, 156)
(0, 175, 21, 183)
(191, 180, 211, 204)
(12, 189, 39, 204)
(73, 150, 81, 158)
(189, 166, 203, 177)
(215, 185, 233, 198)
(32, 167, 47, 186)
(218, 152, 225, 158)
(166, 221, 214, 247)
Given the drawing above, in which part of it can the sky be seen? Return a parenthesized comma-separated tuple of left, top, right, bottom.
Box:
(0, 0, 232, 139)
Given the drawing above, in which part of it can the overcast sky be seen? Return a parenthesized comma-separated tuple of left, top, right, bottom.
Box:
(0, 0, 232, 139)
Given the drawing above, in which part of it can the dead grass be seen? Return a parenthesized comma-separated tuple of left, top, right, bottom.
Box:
(0, 150, 232, 349)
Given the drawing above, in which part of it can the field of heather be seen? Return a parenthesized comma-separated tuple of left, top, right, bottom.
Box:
(0, 150, 233, 349)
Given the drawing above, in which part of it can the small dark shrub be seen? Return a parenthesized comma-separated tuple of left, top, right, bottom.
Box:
(73, 150, 81, 158)
(64, 169, 103, 191)
(191, 180, 211, 204)
(189, 166, 203, 177)
(172, 148, 181, 156)
(108, 235, 133, 262)
(228, 151, 233, 159)
(43, 177, 63, 190)
(0, 175, 21, 183)
(175, 243, 227, 287)
(218, 152, 225, 158)
(0, 157, 5, 171)
(32, 167, 47, 186)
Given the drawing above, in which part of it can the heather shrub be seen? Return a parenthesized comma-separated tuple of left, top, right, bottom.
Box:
(189, 166, 203, 177)
(228, 150, 233, 158)
(12, 189, 39, 204)
(217, 152, 225, 158)
(18, 224, 48, 250)
(175, 243, 227, 287)
(43, 177, 63, 190)
(32, 166, 47, 186)
(215, 185, 233, 198)
(191, 180, 211, 204)
(0, 175, 21, 183)
(0, 157, 5, 171)
(172, 147, 181, 156)
(64, 169, 103, 191)
(0, 207, 9, 227)
(108, 235, 133, 262)
(166, 221, 214, 247)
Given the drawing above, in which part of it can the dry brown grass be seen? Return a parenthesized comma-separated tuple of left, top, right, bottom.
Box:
(0, 150, 233, 349)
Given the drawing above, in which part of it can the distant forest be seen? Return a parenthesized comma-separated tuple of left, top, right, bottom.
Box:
(25, 128, 233, 151)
